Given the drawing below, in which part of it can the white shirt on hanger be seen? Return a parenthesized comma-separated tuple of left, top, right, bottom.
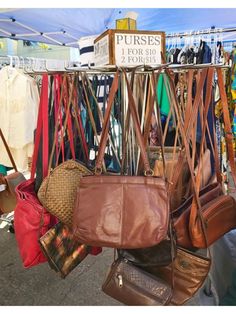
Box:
(0, 66, 39, 171)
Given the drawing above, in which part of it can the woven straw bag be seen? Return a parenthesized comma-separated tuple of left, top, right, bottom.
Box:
(37, 159, 92, 227)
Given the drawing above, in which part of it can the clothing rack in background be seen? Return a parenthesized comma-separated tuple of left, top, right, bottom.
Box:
(166, 26, 236, 39)
(0, 55, 80, 72)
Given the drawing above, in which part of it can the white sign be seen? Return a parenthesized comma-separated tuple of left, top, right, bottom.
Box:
(115, 33, 162, 66)
(94, 34, 110, 66)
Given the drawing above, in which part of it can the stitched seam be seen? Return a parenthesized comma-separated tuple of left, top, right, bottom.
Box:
(121, 182, 124, 247)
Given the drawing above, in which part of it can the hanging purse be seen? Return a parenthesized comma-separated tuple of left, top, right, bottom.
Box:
(173, 181, 224, 248)
(102, 257, 172, 306)
(144, 71, 191, 211)
(38, 159, 92, 228)
(14, 75, 57, 268)
(186, 68, 236, 249)
(166, 66, 236, 249)
(0, 129, 26, 214)
(37, 74, 93, 228)
(39, 222, 101, 278)
(117, 239, 175, 269)
(145, 246, 211, 305)
(102, 201, 176, 306)
(73, 70, 169, 249)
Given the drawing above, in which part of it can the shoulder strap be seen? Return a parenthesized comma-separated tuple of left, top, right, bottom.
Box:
(30, 74, 48, 180)
(42, 74, 49, 179)
(0, 128, 18, 172)
(95, 70, 120, 173)
(216, 68, 236, 187)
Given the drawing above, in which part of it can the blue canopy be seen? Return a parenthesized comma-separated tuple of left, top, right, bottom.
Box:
(0, 8, 236, 48)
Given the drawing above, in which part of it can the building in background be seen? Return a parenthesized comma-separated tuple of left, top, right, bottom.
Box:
(0, 37, 80, 61)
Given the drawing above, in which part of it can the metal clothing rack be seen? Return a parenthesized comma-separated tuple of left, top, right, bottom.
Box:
(0, 55, 79, 72)
(166, 26, 236, 39)
(21, 63, 231, 76)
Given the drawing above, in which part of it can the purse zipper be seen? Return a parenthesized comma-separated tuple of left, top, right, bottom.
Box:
(117, 274, 123, 287)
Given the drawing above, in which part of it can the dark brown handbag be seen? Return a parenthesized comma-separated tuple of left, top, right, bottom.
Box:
(144, 247, 211, 305)
(73, 70, 169, 249)
(0, 129, 26, 214)
(117, 239, 175, 268)
(102, 258, 172, 305)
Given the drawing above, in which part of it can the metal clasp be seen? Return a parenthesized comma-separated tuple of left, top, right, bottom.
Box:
(144, 169, 154, 177)
(117, 274, 123, 288)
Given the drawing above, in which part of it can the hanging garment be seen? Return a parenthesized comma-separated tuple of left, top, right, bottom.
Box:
(78, 35, 97, 67)
(0, 66, 39, 171)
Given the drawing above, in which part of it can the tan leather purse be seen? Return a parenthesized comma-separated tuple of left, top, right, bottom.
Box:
(166, 66, 236, 249)
(0, 129, 26, 213)
(146, 247, 211, 305)
(73, 70, 169, 249)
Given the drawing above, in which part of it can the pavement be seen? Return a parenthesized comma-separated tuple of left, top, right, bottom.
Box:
(0, 212, 234, 306)
(0, 220, 219, 307)
(0, 223, 120, 306)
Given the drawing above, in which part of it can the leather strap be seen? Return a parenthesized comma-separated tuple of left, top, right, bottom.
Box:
(168, 68, 208, 193)
(80, 73, 101, 149)
(151, 70, 167, 177)
(63, 76, 76, 160)
(31, 75, 48, 180)
(84, 72, 121, 168)
(53, 75, 59, 162)
(165, 67, 210, 248)
(48, 74, 71, 173)
(123, 69, 153, 175)
(216, 68, 236, 187)
(188, 67, 215, 238)
(0, 128, 18, 172)
(72, 80, 89, 161)
(42, 74, 49, 179)
(95, 70, 120, 173)
(121, 69, 137, 174)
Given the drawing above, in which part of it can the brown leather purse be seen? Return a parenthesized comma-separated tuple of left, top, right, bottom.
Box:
(166, 66, 236, 249)
(187, 69, 236, 248)
(173, 182, 224, 248)
(0, 129, 26, 214)
(145, 247, 211, 305)
(73, 70, 169, 249)
(102, 258, 172, 305)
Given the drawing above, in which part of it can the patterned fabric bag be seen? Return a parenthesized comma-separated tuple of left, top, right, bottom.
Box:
(39, 222, 102, 278)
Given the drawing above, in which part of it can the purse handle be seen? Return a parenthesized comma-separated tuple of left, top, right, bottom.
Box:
(165, 67, 212, 249)
(167, 68, 208, 194)
(188, 67, 215, 244)
(84, 72, 121, 170)
(95, 69, 154, 175)
(0, 128, 18, 172)
(30, 74, 49, 180)
(47, 74, 74, 174)
(72, 77, 89, 161)
(123, 69, 154, 175)
(95, 70, 120, 173)
(216, 67, 236, 187)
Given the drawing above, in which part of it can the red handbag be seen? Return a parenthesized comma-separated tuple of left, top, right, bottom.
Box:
(14, 75, 57, 268)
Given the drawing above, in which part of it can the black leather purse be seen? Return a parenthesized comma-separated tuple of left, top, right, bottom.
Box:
(118, 238, 176, 268)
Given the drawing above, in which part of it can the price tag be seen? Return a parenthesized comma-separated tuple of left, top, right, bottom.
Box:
(0, 184, 7, 192)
